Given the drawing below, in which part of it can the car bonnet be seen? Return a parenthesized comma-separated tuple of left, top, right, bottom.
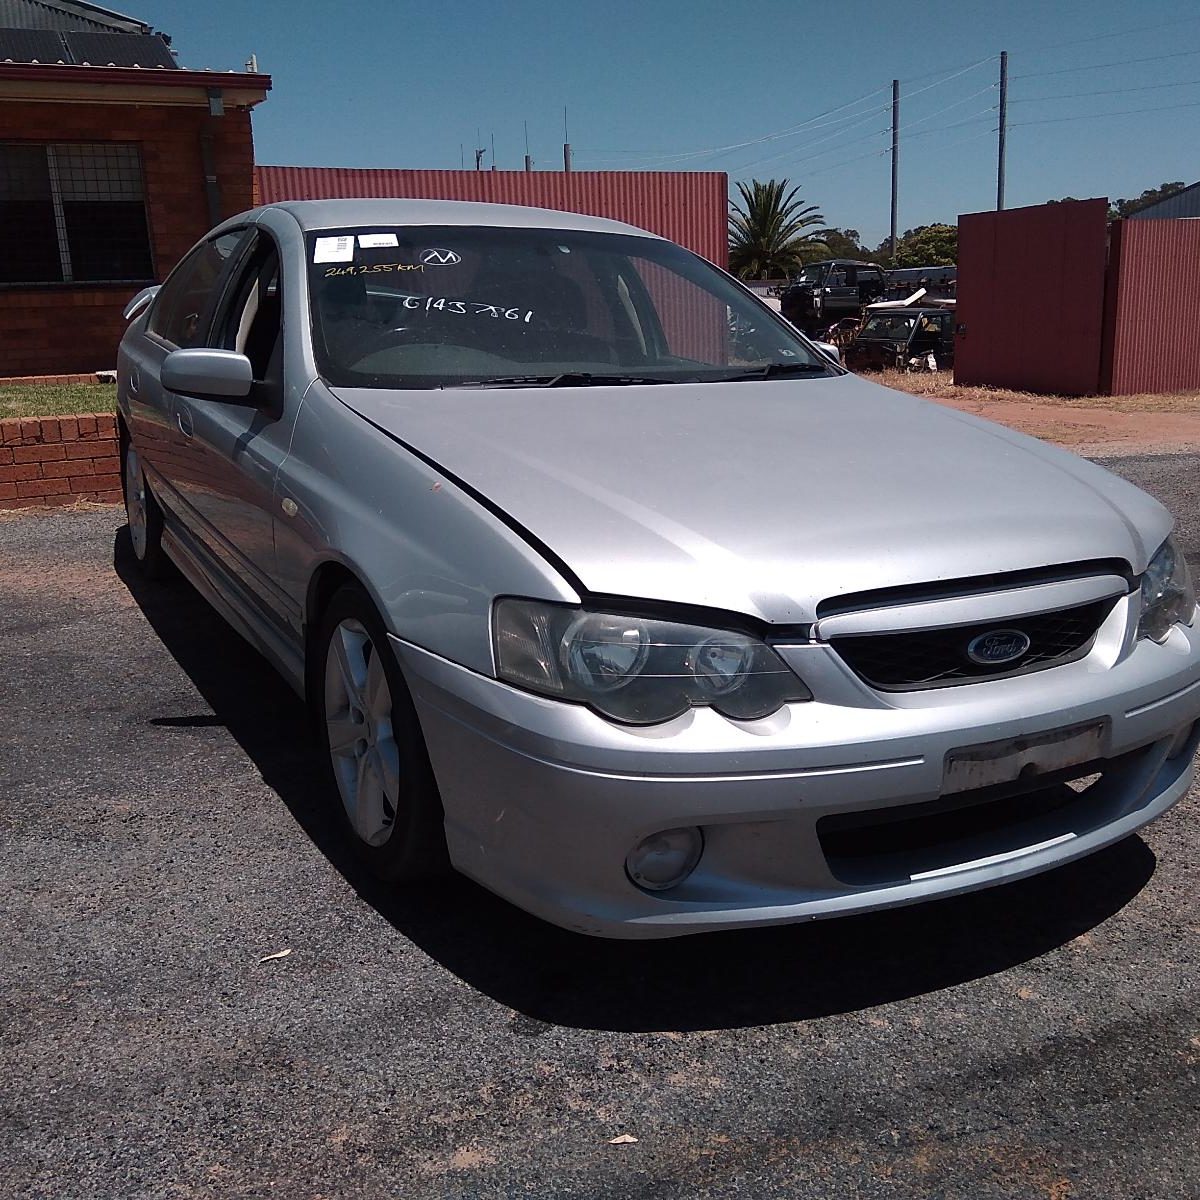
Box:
(329, 372, 1169, 623)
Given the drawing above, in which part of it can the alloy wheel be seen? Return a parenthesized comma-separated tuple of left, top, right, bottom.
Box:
(324, 619, 402, 847)
(124, 445, 148, 560)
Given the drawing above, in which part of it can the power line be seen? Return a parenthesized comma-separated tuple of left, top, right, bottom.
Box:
(901, 54, 997, 84)
(583, 98, 887, 163)
(728, 107, 891, 175)
(1024, 14, 1200, 55)
(1012, 47, 1200, 80)
(903, 83, 997, 130)
(582, 85, 891, 166)
(1008, 76, 1200, 104)
(1010, 97, 1200, 127)
(904, 111, 999, 141)
(902, 56, 997, 98)
(582, 57, 994, 169)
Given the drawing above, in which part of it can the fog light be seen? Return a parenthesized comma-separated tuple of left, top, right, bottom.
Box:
(625, 827, 703, 892)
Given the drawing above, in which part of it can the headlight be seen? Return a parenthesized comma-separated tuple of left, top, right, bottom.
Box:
(493, 599, 811, 725)
(1138, 536, 1195, 642)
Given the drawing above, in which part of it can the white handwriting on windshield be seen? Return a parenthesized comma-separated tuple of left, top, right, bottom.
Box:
(400, 296, 534, 322)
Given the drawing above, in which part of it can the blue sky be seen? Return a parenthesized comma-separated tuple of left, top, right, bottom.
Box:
(136, 0, 1199, 246)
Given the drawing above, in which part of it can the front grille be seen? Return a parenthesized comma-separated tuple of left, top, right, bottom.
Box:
(831, 598, 1114, 691)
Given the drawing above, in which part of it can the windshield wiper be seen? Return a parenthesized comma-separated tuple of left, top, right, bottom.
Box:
(720, 362, 833, 382)
(461, 372, 677, 389)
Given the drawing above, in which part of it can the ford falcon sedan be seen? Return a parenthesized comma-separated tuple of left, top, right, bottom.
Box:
(117, 198, 1200, 938)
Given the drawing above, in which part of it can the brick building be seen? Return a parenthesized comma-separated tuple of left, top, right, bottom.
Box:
(0, 0, 269, 375)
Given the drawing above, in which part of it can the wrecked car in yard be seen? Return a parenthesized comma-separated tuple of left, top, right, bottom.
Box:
(117, 198, 1200, 938)
(844, 306, 956, 373)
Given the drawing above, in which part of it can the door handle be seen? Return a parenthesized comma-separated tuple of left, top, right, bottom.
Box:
(177, 408, 194, 439)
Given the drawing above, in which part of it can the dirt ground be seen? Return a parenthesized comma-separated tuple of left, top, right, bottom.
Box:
(875, 370, 1200, 457)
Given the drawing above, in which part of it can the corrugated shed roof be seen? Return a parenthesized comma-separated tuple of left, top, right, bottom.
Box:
(0, 25, 174, 65)
(1128, 181, 1200, 221)
(0, 0, 147, 33)
(255, 167, 728, 264)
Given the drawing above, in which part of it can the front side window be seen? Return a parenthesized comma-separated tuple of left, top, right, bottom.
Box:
(0, 141, 153, 285)
(306, 225, 831, 389)
(147, 230, 246, 348)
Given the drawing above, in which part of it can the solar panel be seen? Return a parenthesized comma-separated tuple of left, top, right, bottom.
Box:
(62, 31, 175, 68)
(0, 26, 68, 62)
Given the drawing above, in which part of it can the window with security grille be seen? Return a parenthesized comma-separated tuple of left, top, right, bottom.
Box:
(0, 142, 154, 286)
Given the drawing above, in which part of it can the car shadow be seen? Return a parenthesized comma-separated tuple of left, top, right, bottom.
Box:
(114, 529, 1158, 1033)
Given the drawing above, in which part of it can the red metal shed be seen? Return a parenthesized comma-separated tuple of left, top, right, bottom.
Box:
(956, 199, 1200, 396)
(255, 167, 728, 265)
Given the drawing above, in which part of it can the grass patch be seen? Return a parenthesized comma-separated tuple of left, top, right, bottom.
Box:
(0, 382, 117, 420)
(870, 368, 1200, 414)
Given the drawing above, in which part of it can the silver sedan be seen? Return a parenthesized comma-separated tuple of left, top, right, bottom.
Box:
(117, 199, 1200, 938)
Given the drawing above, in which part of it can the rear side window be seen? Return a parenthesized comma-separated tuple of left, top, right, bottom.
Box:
(148, 230, 246, 348)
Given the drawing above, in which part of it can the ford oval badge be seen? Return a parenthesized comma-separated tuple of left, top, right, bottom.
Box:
(966, 628, 1031, 666)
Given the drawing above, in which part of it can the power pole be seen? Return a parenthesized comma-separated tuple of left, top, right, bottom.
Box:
(890, 79, 900, 261)
(997, 50, 1008, 210)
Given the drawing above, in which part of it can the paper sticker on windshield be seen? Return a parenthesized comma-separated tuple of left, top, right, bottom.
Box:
(313, 236, 355, 263)
(358, 233, 399, 249)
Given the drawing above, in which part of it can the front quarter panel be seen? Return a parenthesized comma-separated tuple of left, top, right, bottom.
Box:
(274, 382, 580, 676)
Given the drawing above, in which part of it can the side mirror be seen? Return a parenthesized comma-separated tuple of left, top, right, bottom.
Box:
(161, 348, 254, 403)
(812, 341, 841, 365)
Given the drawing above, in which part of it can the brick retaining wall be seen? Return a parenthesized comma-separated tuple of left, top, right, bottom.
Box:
(0, 414, 122, 510)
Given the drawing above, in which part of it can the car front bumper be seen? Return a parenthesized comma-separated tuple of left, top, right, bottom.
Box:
(391, 608, 1200, 939)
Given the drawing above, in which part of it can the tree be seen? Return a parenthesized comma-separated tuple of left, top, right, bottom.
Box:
(813, 227, 879, 262)
(1110, 181, 1187, 219)
(874, 224, 957, 268)
(1047, 183, 1188, 220)
(728, 179, 826, 279)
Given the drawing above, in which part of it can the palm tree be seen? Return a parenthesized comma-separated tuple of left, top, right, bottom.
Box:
(728, 179, 826, 280)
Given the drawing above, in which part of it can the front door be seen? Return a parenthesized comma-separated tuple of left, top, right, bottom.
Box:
(169, 231, 296, 634)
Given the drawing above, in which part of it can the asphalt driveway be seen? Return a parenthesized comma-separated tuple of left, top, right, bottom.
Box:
(2, 454, 1199, 1199)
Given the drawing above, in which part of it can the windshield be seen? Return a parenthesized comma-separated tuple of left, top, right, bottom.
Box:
(306, 226, 831, 388)
(858, 313, 919, 340)
(794, 264, 824, 285)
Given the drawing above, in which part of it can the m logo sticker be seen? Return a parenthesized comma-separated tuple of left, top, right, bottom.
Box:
(421, 248, 462, 266)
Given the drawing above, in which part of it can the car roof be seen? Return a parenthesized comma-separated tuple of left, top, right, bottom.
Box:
(258, 198, 662, 240)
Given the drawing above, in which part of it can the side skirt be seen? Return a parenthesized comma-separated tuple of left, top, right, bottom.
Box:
(162, 520, 307, 699)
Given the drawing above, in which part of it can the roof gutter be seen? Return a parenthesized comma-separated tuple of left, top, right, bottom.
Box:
(0, 63, 272, 107)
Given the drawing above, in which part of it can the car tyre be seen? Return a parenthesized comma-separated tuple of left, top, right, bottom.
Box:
(122, 439, 169, 579)
(317, 584, 450, 881)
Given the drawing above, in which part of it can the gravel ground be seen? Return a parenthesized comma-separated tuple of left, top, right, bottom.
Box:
(2, 455, 1199, 1199)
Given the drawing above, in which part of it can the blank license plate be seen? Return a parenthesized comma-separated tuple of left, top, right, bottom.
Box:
(944, 720, 1108, 794)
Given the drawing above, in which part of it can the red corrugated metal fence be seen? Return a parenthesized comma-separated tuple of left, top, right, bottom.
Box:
(955, 199, 1110, 396)
(255, 167, 728, 265)
(1102, 219, 1200, 395)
